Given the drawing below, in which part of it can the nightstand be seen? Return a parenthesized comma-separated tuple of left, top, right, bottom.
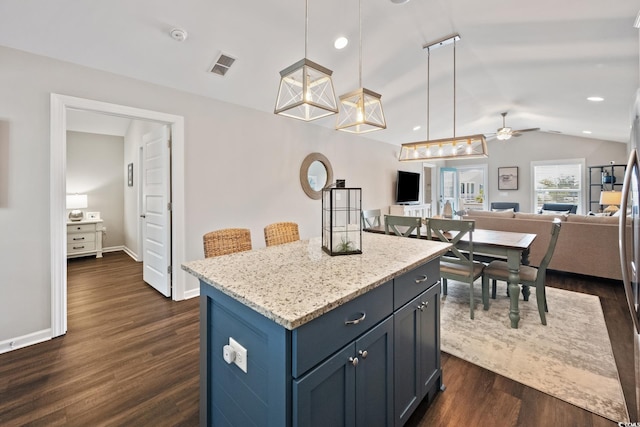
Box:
(67, 219, 103, 258)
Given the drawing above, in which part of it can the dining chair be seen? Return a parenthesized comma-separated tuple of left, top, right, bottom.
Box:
(264, 222, 300, 247)
(203, 228, 252, 258)
(361, 209, 382, 229)
(384, 214, 422, 238)
(427, 218, 485, 319)
(482, 218, 562, 325)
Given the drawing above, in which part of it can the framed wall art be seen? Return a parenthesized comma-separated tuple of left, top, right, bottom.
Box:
(498, 166, 518, 190)
(127, 163, 133, 187)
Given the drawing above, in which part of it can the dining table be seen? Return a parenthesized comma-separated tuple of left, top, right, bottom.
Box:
(365, 224, 537, 328)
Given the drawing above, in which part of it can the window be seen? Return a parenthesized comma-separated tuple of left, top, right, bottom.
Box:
(531, 159, 584, 213)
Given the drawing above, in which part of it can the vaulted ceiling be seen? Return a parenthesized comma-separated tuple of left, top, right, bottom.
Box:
(1, 0, 638, 143)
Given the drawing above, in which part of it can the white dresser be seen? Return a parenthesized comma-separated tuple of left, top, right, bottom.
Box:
(389, 203, 431, 218)
(67, 219, 103, 259)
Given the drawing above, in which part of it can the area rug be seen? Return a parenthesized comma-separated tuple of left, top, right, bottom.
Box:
(440, 281, 629, 423)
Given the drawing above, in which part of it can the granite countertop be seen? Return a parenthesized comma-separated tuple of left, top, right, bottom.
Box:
(182, 232, 451, 330)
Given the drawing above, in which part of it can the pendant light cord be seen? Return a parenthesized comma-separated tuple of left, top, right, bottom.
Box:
(304, 0, 308, 58)
(426, 49, 430, 141)
(358, 0, 362, 88)
(453, 39, 456, 138)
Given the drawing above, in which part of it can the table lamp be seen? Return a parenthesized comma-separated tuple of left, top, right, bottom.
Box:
(66, 194, 88, 221)
(599, 190, 622, 215)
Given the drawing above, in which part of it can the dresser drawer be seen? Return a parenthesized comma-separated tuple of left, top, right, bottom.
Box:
(292, 280, 393, 378)
(68, 232, 95, 244)
(68, 223, 96, 233)
(68, 241, 96, 254)
(394, 259, 439, 310)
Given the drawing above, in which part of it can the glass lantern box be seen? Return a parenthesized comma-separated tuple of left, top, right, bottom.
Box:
(322, 187, 362, 256)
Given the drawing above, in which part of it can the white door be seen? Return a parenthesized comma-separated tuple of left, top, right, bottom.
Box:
(142, 126, 172, 297)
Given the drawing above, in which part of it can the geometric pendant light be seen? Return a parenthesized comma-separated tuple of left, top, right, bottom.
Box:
(398, 34, 488, 161)
(336, 0, 386, 133)
(274, 0, 338, 121)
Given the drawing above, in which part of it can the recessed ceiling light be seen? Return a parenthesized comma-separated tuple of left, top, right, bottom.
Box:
(334, 37, 348, 50)
(587, 96, 604, 102)
(413, 125, 421, 131)
(582, 130, 592, 134)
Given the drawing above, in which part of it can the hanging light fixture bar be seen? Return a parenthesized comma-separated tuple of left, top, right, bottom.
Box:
(336, 0, 386, 133)
(399, 134, 488, 161)
(274, 0, 338, 121)
(399, 33, 488, 162)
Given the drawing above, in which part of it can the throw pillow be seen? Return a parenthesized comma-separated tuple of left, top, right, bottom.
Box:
(540, 209, 570, 215)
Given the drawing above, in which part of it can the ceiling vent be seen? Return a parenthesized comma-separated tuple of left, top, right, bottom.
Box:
(209, 53, 236, 77)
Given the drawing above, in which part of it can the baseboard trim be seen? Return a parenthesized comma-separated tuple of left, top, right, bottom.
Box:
(122, 246, 140, 262)
(0, 329, 52, 355)
(184, 288, 200, 300)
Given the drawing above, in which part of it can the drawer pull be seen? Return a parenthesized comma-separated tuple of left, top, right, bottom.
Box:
(358, 350, 368, 359)
(72, 237, 85, 241)
(73, 246, 85, 250)
(414, 275, 428, 284)
(344, 312, 366, 326)
(348, 356, 359, 367)
(417, 301, 429, 311)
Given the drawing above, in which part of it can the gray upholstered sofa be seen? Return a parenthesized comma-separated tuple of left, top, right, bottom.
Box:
(462, 209, 626, 281)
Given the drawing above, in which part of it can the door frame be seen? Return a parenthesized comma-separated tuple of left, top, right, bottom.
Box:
(50, 93, 186, 337)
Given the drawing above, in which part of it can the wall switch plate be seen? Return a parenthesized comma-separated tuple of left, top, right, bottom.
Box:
(229, 337, 247, 373)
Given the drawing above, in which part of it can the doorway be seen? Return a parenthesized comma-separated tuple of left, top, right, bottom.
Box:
(50, 94, 186, 338)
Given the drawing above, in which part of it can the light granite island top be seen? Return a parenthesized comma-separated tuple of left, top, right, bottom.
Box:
(182, 232, 451, 330)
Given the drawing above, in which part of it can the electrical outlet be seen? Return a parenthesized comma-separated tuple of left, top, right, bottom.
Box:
(229, 337, 247, 373)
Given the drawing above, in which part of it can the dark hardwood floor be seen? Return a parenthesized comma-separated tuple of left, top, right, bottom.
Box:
(0, 252, 635, 426)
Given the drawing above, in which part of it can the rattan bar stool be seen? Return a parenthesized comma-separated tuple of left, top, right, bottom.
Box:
(203, 228, 252, 258)
(264, 222, 300, 247)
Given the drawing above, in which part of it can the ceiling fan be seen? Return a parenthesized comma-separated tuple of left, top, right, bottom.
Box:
(488, 112, 540, 140)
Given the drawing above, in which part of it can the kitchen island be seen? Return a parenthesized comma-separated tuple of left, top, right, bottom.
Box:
(182, 232, 451, 427)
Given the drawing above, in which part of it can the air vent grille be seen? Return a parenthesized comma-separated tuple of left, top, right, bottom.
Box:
(210, 53, 236, 77)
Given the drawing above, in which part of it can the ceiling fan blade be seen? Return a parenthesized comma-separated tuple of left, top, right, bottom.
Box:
(513, 127, 540, 134)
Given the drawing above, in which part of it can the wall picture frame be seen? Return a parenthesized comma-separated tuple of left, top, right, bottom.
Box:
(127, 163, 133, 187)
(498, 166, 518, 190)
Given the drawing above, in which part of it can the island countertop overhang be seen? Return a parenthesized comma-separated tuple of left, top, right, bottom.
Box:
(182, 233, 451, 330)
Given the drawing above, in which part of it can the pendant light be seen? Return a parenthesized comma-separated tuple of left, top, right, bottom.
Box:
(274, 0, 338, 121)
(336, 0, 386, 133)
(399, 34, 488, 161)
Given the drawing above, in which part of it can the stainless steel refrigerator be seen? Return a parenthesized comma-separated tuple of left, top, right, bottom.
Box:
(618, 89, 640, 422)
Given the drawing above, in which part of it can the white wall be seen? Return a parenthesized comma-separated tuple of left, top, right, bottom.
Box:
(123, 120, 163, 260)
(444, 132, 628, 213)
(0, 45, 419, 344)
(67, 131, 125, 248)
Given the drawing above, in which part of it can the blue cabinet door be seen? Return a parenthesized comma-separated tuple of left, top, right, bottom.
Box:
(294, 343, 356, 427)
(294, 318, 394, 427)
(393, 296, 421, 426)
(393, 284, 440, 427)
(418, 284, 441, 393)
(355, 317, 394, 427)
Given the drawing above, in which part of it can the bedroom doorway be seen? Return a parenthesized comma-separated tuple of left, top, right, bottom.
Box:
(50, 94, 186, 338)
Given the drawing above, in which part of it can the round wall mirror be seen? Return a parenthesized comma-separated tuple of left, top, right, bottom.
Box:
(300, 153, 333, 200)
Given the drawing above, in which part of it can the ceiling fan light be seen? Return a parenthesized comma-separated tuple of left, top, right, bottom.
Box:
(496, 127, 512, 140)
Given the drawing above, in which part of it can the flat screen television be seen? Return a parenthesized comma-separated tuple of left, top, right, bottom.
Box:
(395, 171, 420, 204)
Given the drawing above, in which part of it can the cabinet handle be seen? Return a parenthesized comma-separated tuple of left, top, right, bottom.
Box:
(414, 275, 428, 284)
(73, 246, 85, 250)
(344, 312, 366, 326)
(348, 357, 359, 367)
(72, 237, 85, 241)
(358, 350, 368, 359)
(417, 301, 429, 311)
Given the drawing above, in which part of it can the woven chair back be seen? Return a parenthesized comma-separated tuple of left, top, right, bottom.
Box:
(203, 228, 252, 258)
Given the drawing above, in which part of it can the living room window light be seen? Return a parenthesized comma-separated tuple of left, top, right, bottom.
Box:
(531, 159, 584, 213)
